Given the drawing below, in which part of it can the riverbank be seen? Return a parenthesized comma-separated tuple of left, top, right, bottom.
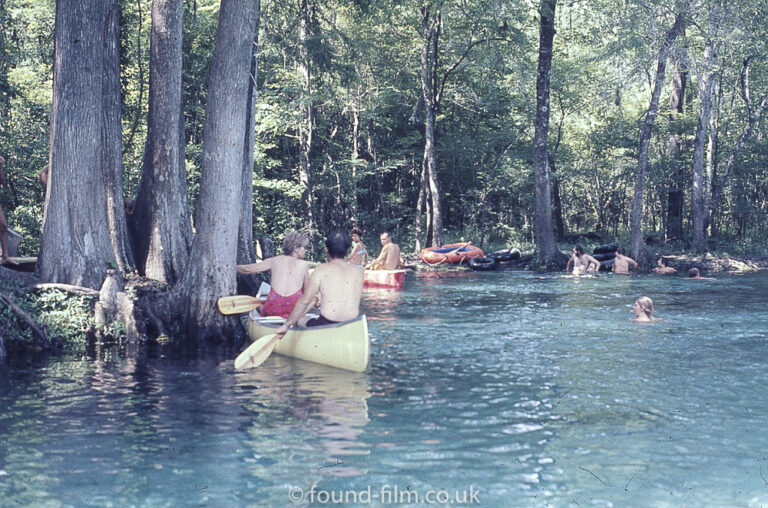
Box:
(403, 251, 768, 275)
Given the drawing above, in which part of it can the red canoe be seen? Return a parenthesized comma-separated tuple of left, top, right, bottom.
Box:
(419, 243, 484, 264)
(363, 269, 406, 289)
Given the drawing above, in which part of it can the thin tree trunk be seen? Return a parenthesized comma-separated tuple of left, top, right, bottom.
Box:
(130, 0, 192, 284)
(691, 7, 719, 251)
(629, 10, 686, 260)
(420, 4, 444, 247)
(298, 0, 316, 241)
(532, 0, 559, 264)
(102, 0, 134, 271)
(172, 0, 260, 342)
(40, 0, 116, 290)
(666, 48, 686, 241)
(709, 56, 768, 231)
(414, 158, 427, 253)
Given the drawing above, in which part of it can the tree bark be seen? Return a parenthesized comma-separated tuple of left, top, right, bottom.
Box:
(40, 0, 117, 290)
(102, 0, 135, 271)
(666, 47, 687, 241)
(420, 4, 444, 247)
(629, 10, 685, 260)
(130, 0, 192, 284)
(709, 56, 768, 234)
(172, 0, 260, 342)
(298, 0, 316, 242)
(237, 1, 261, 296)
(532, 0, 559, 264)
(691, 7, 719, 251)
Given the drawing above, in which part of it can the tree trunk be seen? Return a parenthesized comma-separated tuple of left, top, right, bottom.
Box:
(236, 1, 261, 296)
(172, 0, 261, 342)
(629, 10, 685, 260)
(40, 0, 116, 290)
(666, 48, 686, 241)
(709, 57, 768, 234)
(130, 0, 192, 284)
(532, 0, 559, 264)
(298, 0, 316, 242)
(414, 158, 427, 253)
(420, 4, 444, 247)
(102, 0, 135, 272)
(691, 8, 719, 251)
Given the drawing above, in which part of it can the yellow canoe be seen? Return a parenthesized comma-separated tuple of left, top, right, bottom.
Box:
(246, 314, 370, 372)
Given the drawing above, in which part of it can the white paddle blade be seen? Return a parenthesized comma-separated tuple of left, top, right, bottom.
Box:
(257, 282, 271, 298)
(234, 334, 280, 370)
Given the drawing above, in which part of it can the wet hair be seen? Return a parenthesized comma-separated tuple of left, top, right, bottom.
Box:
(573, 245, 584, 256)
(658, 257, 668, 266)
(688, 267, 700, 278)
(325, 231, 351, 259)
(380, 231, 392, 240)
(350, 227, 363, 237)
(282, 231, 309, 255)
(635, 296, 654, 318)
(616, 247, 626, 255)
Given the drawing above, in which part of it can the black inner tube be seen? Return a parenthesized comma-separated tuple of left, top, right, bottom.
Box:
(468, 257, 497, 270)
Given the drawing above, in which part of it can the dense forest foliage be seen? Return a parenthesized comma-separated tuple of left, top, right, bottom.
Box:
(2, 0, 768, 257)
(1, 0, 768, 340)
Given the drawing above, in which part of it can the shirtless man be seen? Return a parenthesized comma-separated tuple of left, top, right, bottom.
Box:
(612, 247, 638, 274)
(275, 231, 363, 333)
(236, 231, 310, 318)
(652, 257, 677, 275)
(367, 231, 401, 270)
(565, 245, 600, 275)
(0, 155, 18, 266)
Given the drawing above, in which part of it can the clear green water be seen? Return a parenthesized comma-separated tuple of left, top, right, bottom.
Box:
(1, 270, 767, 507)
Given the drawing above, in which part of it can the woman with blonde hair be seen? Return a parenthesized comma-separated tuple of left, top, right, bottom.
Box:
(236, 231, 311, 318)
(631, 296, 656, 322)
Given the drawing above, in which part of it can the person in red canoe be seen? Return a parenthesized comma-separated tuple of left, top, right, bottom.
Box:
(236, 231, 311, 318)
(367, 231, 402, 270)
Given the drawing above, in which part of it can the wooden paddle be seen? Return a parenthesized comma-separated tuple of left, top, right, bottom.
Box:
(217, 295, 267, 315)
(234, 333, 281, 369)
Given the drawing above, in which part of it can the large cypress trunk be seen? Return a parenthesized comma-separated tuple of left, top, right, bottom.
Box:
(237, 1, 262, 296)
(130, 0, 192, 284)
(172, 0, 261, 342)
(39, 0, 116, 289)
(532, 0, 559, 264)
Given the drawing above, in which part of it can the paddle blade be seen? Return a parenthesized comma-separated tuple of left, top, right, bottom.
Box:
(217, 295, 265, 315)
(234, 333, 280, 369)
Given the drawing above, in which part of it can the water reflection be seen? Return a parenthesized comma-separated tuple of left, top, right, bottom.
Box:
(235, 356, 371, 478)
(2, 271, 768, 506)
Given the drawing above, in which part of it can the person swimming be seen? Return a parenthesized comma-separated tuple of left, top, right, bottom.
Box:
(631, 296, 655, 322)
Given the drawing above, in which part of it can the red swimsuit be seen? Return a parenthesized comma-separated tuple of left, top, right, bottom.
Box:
(260, 288, 302, 318)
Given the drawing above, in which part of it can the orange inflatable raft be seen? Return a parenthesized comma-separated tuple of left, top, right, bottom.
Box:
(419, 243, 484, 264)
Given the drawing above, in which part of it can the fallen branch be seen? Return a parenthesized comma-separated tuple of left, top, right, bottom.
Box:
(0, 291, 49, 349)
(34, 283, 99, 297)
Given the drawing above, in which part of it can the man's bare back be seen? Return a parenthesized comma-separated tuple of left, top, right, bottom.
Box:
(305, 259, 363, 322)
(612, 251, 638, 274)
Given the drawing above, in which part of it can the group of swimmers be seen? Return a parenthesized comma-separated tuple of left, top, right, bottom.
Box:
(566, 244, 715, 323)
(235, 229, 401, 335)
(566, 244, 638, 276)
